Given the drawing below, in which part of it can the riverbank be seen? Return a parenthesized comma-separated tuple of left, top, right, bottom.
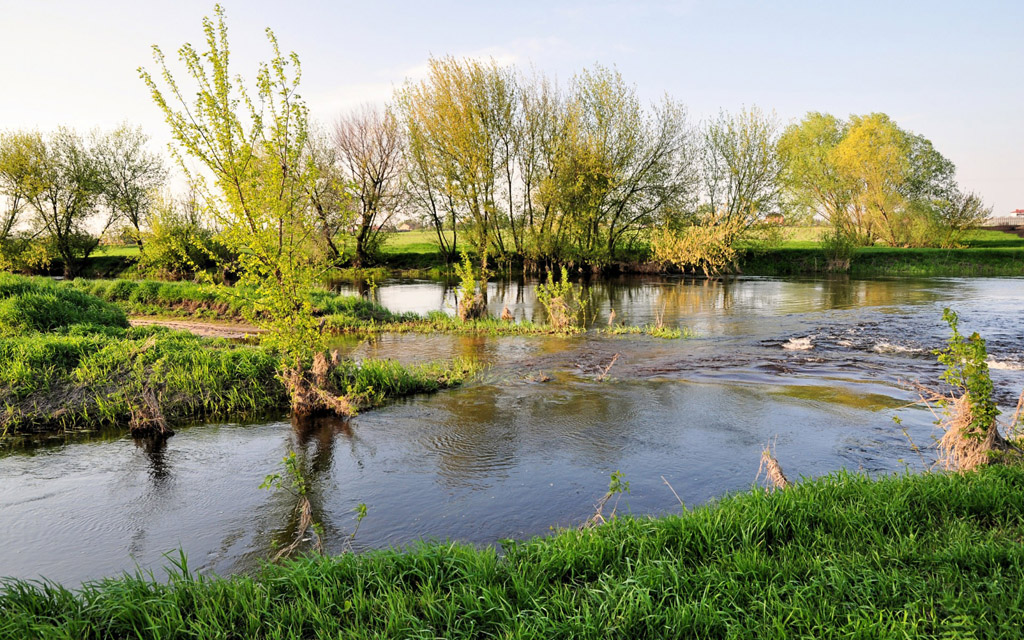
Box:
(0, 275, 479, 436)
(79, 228, 1024, 280)
(3, 465, 1023, 638)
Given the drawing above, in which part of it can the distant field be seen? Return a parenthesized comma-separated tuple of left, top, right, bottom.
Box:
(381, 230, 464, 255)
(93, 244, 141, 257)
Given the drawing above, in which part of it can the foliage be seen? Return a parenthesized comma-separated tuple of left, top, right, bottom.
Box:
(777, 112, 854, 229)
(701, 106, 783, 228)
(5, 466, 1024, 637)
(651, 212, 745, 276)
(936, 308, 998, 435)
(20, 128, 109, 278)
(135, 190, 234, 279)
(92, 124, 167, 248)
(452, 251, 487, 321)
(535, 266, 579, 330)
(819, 226, 857, 272)
(140, 4, 327, 362)
(781, 112, 973, 249)
(397, 59, 697, 267)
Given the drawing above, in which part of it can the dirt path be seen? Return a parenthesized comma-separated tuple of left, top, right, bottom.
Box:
(129, 317, 264, 340)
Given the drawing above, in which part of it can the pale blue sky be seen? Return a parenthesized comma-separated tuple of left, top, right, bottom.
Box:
(1, 0, 1020, 212)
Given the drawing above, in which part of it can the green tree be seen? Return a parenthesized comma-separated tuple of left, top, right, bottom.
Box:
(140, 4, 325, 360)
(834, 113, 957, 247)
(92, 124, 167, 251)
(397, 57, 518, 267)
(24, 128, 107, 278)
(778, 112, 855, 234)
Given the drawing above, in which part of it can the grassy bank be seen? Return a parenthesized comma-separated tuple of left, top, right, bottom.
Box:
(0, 275, 479, 436)
(3, 465, 1023, 638)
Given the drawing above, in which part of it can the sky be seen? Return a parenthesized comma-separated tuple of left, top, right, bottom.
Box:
(1, 0, 1021, 213)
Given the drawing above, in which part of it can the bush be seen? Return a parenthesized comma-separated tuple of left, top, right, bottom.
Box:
(535, 266, 579, 330)
(820, 227, 857, 272)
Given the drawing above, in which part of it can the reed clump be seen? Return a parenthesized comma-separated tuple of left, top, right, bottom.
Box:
(911, 308, 1023, 472)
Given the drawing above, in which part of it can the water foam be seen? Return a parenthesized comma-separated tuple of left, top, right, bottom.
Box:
(782, 337, 814, 351)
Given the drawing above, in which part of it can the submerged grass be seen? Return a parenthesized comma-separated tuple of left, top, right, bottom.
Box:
(602, 324, 693, 339)
(3, 466, 1024, 638)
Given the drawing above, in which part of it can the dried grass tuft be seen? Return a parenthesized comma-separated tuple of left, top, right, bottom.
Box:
(912, 382, 1019, 473)
(129, 386, 173, 437)
(284, 361, 355, 419)
(758, 446, 790, 490)
(458, 293, 488, 321)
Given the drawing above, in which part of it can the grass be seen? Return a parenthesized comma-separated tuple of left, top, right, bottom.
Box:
(603, 324, 693, 339)
(67, 278, 414, 325)
(741, 228, 1024, 277)
(0, 275, 480, 436)
(3, 465, 1024, 638)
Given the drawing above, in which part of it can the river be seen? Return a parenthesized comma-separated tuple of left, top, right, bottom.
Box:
(2, 275, 1022, 585)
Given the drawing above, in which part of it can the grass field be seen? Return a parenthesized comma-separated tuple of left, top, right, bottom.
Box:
(3, 465, 1023, 638)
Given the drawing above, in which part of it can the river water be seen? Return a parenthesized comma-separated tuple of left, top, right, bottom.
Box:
(2, 276, 1023, 585)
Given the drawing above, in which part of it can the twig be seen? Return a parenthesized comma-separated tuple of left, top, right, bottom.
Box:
(596, 353, 620, 382)
(661, 475, 684, 509)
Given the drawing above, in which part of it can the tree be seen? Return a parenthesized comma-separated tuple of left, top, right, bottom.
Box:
(24, 128, 107, 278)
(397, 57, 519, 267)
(334, 106, 406, 266)
(92, 124, 167, 250)
(139, 4, 325, 359)
(701, 107, 783, 232)
(933, 189, 991, 248)
(833, 113, 957, 247)
(778, 112, 855, 233)
(0, 130, 44, 244)
(527, 66, 698, 264)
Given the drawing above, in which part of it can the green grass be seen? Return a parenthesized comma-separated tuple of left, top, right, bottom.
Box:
(0, 275, 128, 336)
(3, 465, 1024, 638)
(67, 278, 415, 325)
(0, 275, 480, 435)
(737, 229, 1024, 277)
(603, 324, 693, 339)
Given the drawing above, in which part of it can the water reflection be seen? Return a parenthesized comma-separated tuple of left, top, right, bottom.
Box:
(340, 275, 954, 334)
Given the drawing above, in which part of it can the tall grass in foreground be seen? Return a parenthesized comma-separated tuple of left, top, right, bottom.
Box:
(2, 466, 1023, 638)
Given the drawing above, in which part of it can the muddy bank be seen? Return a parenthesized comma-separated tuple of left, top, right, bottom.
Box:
(129, 317, 264, 340)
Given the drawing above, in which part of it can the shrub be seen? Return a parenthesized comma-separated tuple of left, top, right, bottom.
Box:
(535, 266, 579, 331)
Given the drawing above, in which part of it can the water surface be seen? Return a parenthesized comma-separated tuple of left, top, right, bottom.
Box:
(2, 276, 1022, 585)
